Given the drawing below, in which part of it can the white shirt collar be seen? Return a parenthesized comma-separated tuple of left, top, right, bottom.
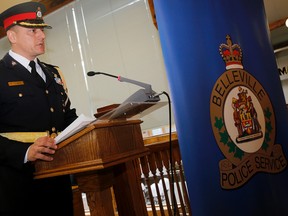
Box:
(9, 50, 37, 70)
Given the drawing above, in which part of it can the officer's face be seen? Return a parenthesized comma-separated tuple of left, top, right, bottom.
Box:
(7, 25, 46, 60)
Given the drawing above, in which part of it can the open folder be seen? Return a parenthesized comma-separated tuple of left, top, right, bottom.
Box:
(55, 114, 96, 144)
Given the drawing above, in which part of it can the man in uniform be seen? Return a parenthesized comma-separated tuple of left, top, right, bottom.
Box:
(0, 2, 78, 215)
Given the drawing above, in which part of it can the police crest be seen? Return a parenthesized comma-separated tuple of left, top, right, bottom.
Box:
(232, 86, 263, 143)
(210, 35, 287, 189)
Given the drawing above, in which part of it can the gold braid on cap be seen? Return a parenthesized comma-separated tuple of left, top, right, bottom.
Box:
(17, 21, 50, 28)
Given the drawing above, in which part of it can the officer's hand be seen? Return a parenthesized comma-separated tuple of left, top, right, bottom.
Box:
(27, 136, 57, 162)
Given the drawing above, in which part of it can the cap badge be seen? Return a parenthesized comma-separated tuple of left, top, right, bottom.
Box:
(36, 7, 42, 19)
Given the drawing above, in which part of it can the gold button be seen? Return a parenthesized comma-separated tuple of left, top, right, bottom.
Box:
(50, 107, 54, 112)
(45, 90, 49, 94)
(50, 133, 57, 138)
(18, 93, 23, 97)
(52, 127, 56, 132)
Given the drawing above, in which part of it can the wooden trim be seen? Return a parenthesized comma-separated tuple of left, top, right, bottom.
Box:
(143, 132, 178, 145)
(148, 0, 157, 29)
(269, 16, 288, 31)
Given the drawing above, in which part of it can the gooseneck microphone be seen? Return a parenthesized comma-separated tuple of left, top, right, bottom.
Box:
(88, 71, 153, 91)
(87, 71, 160, 103)
(87, 71, 118, 79)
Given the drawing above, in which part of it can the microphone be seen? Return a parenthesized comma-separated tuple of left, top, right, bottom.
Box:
(87, 71, 160, 103)
(87, 71, 118, 79)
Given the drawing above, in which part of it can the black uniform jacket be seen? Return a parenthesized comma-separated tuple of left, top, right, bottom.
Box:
(0, 53, 78, 215)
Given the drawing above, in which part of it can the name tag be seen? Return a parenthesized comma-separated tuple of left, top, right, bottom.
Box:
(8, 81, 25, 86)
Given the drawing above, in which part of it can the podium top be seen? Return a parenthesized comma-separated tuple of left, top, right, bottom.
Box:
(96, 101, 167, 120)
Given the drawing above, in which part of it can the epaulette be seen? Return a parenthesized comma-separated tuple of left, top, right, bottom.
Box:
(41, 62, 68, 94)
(41, 62, 59, 70)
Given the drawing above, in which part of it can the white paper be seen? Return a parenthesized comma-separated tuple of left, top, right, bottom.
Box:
(55, 114, 96, 144)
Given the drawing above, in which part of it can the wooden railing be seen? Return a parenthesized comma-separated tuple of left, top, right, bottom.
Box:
(73, 132, 191, 216)
(141, 133, 191, 216)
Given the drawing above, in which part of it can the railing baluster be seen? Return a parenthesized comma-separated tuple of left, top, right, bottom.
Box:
(155, 151, 173, 216)
(171, 149, 186, 215)
(174, 148, 192, 215)
(163, 149, 179, 216)
(148, 153, 166, 215)
(140, 156, 158, 215)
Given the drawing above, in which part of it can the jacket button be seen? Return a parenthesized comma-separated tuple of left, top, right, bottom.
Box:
(50, 133, 57, 138)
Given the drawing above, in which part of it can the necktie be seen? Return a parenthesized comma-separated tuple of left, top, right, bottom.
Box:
(29, 61, 45, 85)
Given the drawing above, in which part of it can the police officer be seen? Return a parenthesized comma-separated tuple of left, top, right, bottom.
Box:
(0, 2, 78, 215)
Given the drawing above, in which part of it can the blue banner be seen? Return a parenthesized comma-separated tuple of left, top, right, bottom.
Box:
(154, 0, 288, 215)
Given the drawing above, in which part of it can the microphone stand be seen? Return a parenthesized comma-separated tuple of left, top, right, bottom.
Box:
(87, 71, 160, 103)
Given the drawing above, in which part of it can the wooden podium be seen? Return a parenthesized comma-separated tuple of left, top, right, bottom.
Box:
(34, 119, 149, 216)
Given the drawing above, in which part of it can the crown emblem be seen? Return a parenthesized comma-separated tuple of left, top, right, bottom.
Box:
(219, 35, 243, 70)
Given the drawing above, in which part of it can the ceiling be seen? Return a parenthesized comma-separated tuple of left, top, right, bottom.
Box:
(264, 0, 288, 50)
(0, 0, 287, 49)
